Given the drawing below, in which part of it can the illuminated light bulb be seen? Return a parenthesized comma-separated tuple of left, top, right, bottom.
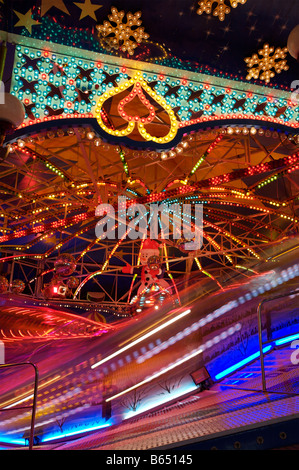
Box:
(17, 139, 25, 148)
(86, 131, 95, 140)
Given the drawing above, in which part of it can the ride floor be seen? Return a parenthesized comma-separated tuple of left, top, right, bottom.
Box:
(42, 345, 299, 451)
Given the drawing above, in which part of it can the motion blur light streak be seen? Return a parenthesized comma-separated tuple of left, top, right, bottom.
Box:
(0, 245, 298, 446)
(137, 317, 241, 363)
(106, 322, 242, 402)
(3, 389, 87, 436)
(91, 308, 191, 369)
(105, 349, 204, 402)
(1, 375, 61, 409)
(3, 394, 34, 409)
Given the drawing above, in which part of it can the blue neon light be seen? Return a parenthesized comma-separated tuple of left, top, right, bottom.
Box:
(214, 345, 272, 380)
(0, 436, 25, 446)
(275, 333, 299, 346)
(42, 422, 112, 443)
(124, 383, 198, 420)
(123, 384, 198, 420)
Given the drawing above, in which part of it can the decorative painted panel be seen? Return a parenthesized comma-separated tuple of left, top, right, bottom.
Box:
(3, 32, 299, 149)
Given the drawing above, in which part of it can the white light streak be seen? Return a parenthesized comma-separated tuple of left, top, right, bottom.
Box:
(91, 309, 191, 369)
(105, 322, 241, 403)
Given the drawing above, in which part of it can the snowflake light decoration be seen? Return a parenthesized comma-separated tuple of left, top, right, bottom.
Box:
(197, 0, 247, 21)
(244, 43, 289, 84)
(96, 6, 149, 56)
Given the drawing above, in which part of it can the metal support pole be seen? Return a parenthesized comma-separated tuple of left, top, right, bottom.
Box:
(257, 289, 299, 394)
(9, 258, 15, 292)
(0, 362, 38, 450)
(0, 41, 7, 82)
(35, 258, 45, 298)
(29, 364, 39, 450)
(257, 300, 267, 392)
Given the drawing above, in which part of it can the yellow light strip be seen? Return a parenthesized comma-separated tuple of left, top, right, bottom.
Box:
(0, 375, 61, 409)
(3, 394, 34, 409)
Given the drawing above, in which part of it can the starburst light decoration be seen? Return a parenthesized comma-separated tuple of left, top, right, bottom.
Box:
(244, 43, 289, 83)
(96, 6, 149, 56)
(197, 0, 247, 22)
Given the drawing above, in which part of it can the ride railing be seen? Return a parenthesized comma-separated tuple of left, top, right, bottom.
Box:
(257, 289, 299, 392)
(0, 362, 38, 450)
